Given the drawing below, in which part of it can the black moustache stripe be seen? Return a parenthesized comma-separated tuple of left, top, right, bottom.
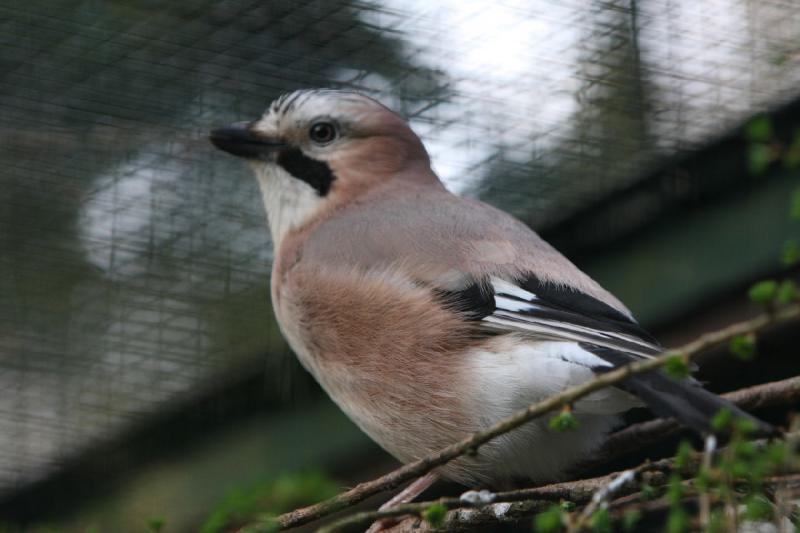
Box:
(276, 148, 336, 196)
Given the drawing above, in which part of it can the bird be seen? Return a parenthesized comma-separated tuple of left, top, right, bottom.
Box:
(209, 89, 770, 493)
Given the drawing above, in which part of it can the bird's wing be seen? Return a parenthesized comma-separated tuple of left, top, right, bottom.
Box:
(440, 275, 661, 359)
(438, 275, 777, 435)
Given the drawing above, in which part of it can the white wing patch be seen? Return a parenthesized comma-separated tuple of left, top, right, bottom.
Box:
(491, 278, 539, 301)
(494, 295, 535, 313)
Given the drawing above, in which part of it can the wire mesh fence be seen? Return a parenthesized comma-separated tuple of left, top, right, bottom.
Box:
(2, 0, 800, 498)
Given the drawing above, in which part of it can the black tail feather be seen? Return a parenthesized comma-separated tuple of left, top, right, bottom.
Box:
(582, 344, 776, 436)
(618, 371, 775, 435)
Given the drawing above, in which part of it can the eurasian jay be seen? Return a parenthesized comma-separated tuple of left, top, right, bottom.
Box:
(210, 89, 767, 491)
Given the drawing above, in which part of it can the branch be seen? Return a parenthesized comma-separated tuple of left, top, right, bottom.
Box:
(320, 433, 800, 533)
(585, 375, 800, 469)
(606, 473, 800, 524)
(317, 460, 676, 533)
(265, 304, 799, 530)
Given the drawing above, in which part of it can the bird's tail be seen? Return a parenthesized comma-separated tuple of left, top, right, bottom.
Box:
(587, 345, 775, 436)
(618, 370, 775, 435)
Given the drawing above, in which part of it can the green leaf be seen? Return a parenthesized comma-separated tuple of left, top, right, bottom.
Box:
(783, 240, 800, 266)
(711, 408, 734, 432)
(744, 495, 773, 521)
(589, 508, 611, 533)
(533, 504, 563, 533)
(560, 501, 576, 512)
(667, 507, 689, 533)
(667, 474, 684, 506)
(745, 116, 773, 142)
(695, 467, 711, 492)
(777, 280, 798, 304)
(732, 438, 758, 457)
(201, 471, 337, 533)
(422, 503, 447, 528)
(748, 280, 778, 305)
(729, 334, 757, 361)
(766, 441, 790, 467)
(548, 410, 579, 432)
(748, 144, 773, 175)
(146, 517, 166, 533)
(663, 355, 690, 380)
(708, 509, 728, 533)
(730, 459, 751, 478)
(674, 440, 693, 470)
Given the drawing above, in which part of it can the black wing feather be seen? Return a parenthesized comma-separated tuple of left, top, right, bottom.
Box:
(519, 275, 660, 346)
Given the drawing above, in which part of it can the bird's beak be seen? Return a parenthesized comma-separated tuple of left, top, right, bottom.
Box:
(209, 121, 286, 159)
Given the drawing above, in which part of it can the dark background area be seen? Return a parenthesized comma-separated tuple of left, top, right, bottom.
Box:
(1, 1, 799, 530)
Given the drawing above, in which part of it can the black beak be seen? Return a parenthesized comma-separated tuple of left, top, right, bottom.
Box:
(209, 121, 286, 159)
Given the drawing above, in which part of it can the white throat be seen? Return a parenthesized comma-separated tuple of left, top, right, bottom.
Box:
(252, 163, 326, 249)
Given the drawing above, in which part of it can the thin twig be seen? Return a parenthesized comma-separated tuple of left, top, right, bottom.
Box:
(698, 435, 716, 529)
(586, 375, 800, 470)
(607, 480, 800, 526)
(567, 469, 637, 532)
(263, 304, 799, 530)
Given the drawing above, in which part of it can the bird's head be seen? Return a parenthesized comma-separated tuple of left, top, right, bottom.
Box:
(210, 89, 439, 245)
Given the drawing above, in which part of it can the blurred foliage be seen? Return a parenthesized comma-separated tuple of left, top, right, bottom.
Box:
(728, 333, 757, 361)
(201, 471, 338, 533)
(146, 516, 166, 532)
(744, 116, 774, 143)
(777, 279, 799, 304)
(532, 415, 799, 532)
(589, 507, 612, 533)
(782, 240, 800, 266)
(744, 114, 800, 317)
(673, 440, 694, 471)
(533, 504, 564, 532)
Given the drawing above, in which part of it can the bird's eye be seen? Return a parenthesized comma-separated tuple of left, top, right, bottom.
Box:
(309, 121, 337, 145)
